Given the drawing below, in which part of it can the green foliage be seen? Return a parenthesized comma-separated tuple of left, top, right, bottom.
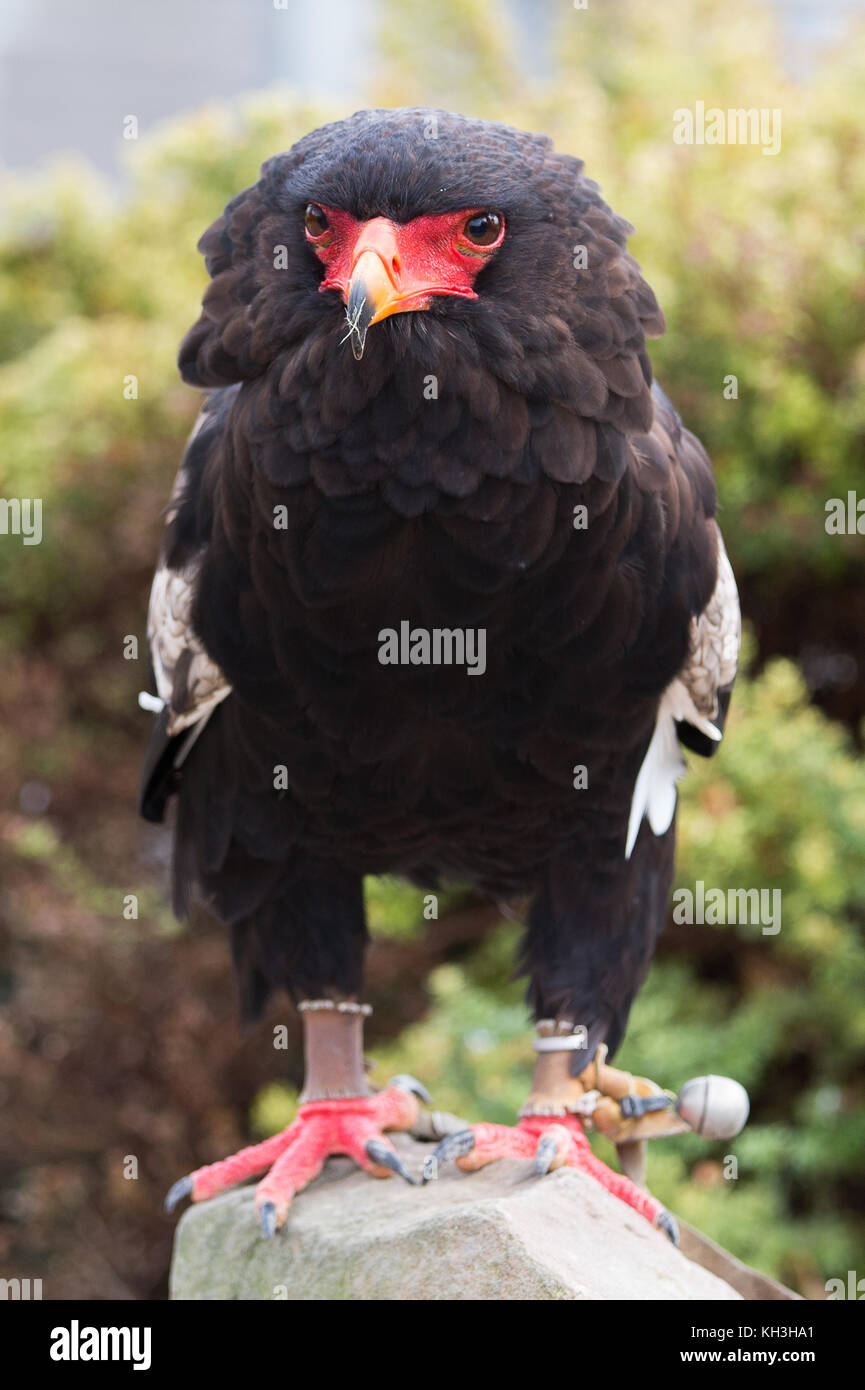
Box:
(364, 875, 469, 941)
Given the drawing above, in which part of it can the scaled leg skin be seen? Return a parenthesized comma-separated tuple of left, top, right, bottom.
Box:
(424, 1027, 678, 1243)
(165, 1002, 430, 1236)
(425, 832, 680, 1243)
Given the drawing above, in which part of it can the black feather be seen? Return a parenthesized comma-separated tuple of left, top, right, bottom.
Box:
(143, 110, 732, 1044)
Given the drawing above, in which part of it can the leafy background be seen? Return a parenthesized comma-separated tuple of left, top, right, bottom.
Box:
(1, 0, 863, 1299)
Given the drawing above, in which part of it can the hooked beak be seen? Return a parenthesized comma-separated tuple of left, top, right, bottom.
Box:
(343, 218, 468, 360)
(345, 245, 399, 361)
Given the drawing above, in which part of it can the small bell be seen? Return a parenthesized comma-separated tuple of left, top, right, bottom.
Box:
(675, 1075, 750, 1140)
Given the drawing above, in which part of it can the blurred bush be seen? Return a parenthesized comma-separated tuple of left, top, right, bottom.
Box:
(1, 0, 863, 1301)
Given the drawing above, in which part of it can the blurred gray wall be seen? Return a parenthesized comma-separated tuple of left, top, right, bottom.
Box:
(0, 0, 374, 176)
(0, 0, 861, 179)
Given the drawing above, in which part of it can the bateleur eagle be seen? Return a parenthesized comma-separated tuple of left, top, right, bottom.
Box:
(141, 109, 741, 1241)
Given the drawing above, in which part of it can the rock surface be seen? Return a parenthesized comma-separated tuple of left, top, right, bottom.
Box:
(170, 1135, 742, 1300)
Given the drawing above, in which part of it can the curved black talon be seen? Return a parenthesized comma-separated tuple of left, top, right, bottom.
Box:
(164, 1175, 193, 1214)
(422, 1128, 476, 1183)
(534, 1133, 559, 1177)
(387, 1074, 432, 1106)
(366, 1138, 419, 1185)
(655, 1209, 680, 1246)
(259, 1201, 278, 1239)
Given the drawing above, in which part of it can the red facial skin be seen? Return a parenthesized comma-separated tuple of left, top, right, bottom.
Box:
(305, 206, 505, 322)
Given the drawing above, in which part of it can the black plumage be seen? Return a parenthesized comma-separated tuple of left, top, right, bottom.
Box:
(141, 108, 734, 1063)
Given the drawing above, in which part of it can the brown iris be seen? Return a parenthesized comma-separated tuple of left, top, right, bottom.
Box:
(304, 203, 329, 238)
(462, 211, 503, 247)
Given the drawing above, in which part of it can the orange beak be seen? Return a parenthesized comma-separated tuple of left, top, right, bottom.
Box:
(345, 218, 438, 360)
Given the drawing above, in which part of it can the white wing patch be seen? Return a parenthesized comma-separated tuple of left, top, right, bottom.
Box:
(679, 529, 740, 725)
(147, 562, 232, 736)
(625, 527, 740, 858)
(140, 407, 233, 739)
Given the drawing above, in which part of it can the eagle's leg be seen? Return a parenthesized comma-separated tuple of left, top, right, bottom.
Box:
(165, 1003, 428, 1235)
(426, 833, 680, 1238)
(424, 1032, 678, 1242)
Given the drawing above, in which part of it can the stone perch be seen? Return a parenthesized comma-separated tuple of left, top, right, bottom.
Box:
(169, 1134, 790, 1300)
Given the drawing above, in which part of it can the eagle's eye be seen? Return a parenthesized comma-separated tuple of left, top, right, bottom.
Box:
(462, 211, 504, 247)
(304, 203, 330, 239)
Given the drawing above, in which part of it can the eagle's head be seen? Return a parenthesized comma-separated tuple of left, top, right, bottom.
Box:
(179, 109, 663, 439)
(308, 198, 505, 363)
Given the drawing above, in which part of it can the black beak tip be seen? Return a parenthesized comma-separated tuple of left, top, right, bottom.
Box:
(346, 279, 376, 361)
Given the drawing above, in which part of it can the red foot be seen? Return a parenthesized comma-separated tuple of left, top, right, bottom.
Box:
(425, 1113, 677, 1242)
(165, 1083, 421, 1235)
